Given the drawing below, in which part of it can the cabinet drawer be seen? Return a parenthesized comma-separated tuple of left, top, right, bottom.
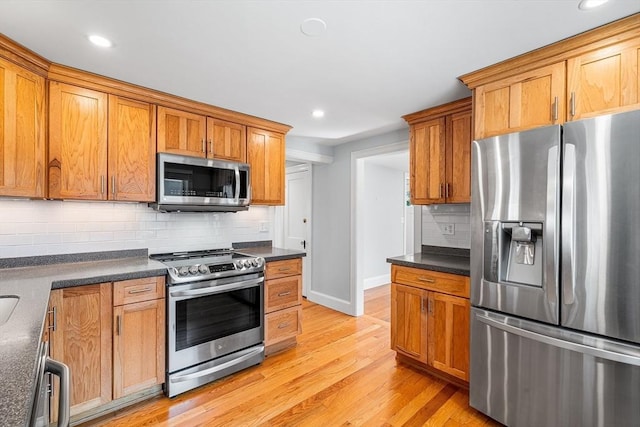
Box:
(113, 277, 165, 306)
(265, 275, 302, 313)
(391, 265, 469, 298)
(265, 306, 302, 345)
(265, 258, 302, 280)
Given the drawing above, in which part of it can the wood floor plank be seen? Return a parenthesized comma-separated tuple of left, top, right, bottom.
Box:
(84, 287, 500, 427)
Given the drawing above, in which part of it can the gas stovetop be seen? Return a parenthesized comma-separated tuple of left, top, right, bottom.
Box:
(150, 248, 264, 284)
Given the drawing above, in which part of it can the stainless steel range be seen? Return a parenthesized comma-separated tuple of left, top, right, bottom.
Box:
(150, 249, 265, 397)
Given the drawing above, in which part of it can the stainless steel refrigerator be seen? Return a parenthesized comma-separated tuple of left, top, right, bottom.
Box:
(470, 109, 640, 427)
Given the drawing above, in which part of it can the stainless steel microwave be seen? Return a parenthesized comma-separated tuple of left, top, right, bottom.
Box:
(150, 153, 250, 212)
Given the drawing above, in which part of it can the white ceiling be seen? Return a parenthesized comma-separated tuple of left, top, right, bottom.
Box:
(0, 1, 638, 146)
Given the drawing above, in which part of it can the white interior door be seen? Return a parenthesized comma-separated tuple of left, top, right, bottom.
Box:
(284, 164, 312, 296)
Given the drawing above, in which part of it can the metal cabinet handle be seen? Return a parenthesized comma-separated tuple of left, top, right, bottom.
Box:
(277, 291, 291, 297)
(278, 267, 291, 272)
(553, 96, 559, 121)
(202, 139, 206, 153)
(46, 357, 70, 427)
(48, 306, 57, 331)
(100, 175, 105, 195)
(428, 298, 433, 314)
(208, 139, 213, 155)
(128, 287, 153, 294)
(278, 322, 290, 329)
(418, 277, 435, 283)
(116, 315, 122, 336)
(111, 175, 116, 196)
(570, 92, 576, 117)
(446, 183, 451, 199)
(439, 183, 444, 199)
(421, 298, 425, 313)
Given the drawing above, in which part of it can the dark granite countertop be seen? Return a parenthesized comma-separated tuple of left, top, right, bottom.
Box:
(387, 246, 470, 276)
(0, 252, 166, 427)
(235, 246, 306, 262)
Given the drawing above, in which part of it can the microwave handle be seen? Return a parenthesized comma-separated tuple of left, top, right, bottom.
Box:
(235, 167, 241, 200)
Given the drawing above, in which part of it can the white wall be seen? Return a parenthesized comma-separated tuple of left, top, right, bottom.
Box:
(362, 162, 404, 288)
(0, 199, 274, 258)
(310, 127, 409, 314)
(421, 203, 470, 249)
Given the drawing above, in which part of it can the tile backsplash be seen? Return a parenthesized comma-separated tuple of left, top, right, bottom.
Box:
(0, 199, 274, 258)
(421, 203, 470, 249)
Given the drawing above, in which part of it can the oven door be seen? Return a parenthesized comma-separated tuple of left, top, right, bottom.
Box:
(167, 272, 264, 373)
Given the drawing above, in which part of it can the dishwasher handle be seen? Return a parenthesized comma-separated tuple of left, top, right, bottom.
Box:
(45, 358, 70, 427)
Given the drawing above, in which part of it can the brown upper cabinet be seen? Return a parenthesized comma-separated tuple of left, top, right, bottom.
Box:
(49, 82, 156, 201)
(0, 57, 46, 198)
(461, 13, 640, 139)
(157, 108, 247, 162)
(206, 118, 247, 162)
(157, 106, 207, 157)
(403, 98, 472, 205)
(247, 127, 285, 205)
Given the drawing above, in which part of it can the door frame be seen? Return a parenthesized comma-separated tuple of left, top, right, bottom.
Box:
(350, 141, 409, 316)
(275, 163, 312, 296)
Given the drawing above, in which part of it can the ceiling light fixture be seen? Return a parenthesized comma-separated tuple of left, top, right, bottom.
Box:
(88, 34, 113, 48)
(312, 109, 325, 118)
(301, 18, 327, 37)
(578, 0, 609, 10)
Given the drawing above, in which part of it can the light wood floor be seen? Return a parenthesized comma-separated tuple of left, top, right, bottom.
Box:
(86, 284, 499, 426)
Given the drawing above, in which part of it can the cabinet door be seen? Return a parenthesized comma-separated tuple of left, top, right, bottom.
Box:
(113, 298, 165, 399)
(410, 118, 445, 204)
(427, 292, 469, 381)
(446, 111, 472, 203)
(207, 117, 246, 162)
(108, 95, 157, 202)
(567, 39, 640, 120)
(157, 106, 206, 157)
(49, 284, 112, 418)
(247, 127, 285, 205)
(0, 58, 46, 197)
(49, 82, 108, 200)
(390, 283, 429, 363)
(474, 62, 565, 139)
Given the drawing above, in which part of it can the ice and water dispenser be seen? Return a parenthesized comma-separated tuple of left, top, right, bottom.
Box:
(483, 221, 543, 288)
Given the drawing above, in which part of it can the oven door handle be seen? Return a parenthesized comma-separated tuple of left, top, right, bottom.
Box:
(170, 345, 264, 383)
(170, 276, 264, 298)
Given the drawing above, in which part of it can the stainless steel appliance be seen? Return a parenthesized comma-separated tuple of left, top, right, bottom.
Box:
(150, 249, 265, 397)
(150, 153, 251, 212)
(29, 341, 70, 427)
(470, 109, 640, 427)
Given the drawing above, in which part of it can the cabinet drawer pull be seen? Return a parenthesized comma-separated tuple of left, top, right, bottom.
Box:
(48, 306, 57, 331)
(552, 96, 559, 121)
(202, 139, 206, 153)
(111, 175, 116, 196)
(446, 183, 451, 198)
(418, 276, 436, 283)
(100, 175, 105, 195)
(278, 267, 291, 272)
(277, 322, 290, 329)
(128, 287, 153, 294)
(277, 291, 291, 297)
(439, 183, 444, 199)
(570, 92, 576, 117)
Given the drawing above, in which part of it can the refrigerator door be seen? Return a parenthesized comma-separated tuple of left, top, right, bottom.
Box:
(470, 307, 640, 427)
(471, 125, 560, 324)
(562, 109, 640, 344)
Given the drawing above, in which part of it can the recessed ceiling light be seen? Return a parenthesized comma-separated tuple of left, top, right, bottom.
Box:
(301, 18, 327, 37)
(312, 109, 325, 118)
(88, 34, 113, 48)
(578, 0, 609, 10)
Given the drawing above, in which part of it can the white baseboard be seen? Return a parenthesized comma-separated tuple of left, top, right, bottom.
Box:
(364, 274, 390, 290)
(306, 290, 356, 316)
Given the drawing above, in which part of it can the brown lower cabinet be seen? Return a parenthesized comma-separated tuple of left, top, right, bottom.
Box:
(390, 265, 470, 384)
(47, 276, 165, 422)
(264, 258, 303, 355)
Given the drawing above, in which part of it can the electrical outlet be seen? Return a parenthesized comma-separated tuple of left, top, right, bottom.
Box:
(259, 221, 269, 232)
(442, 223, 455, 235)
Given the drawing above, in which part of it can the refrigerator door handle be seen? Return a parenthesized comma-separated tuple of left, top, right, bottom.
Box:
(562, 143, 577, 304)
(544, 145, 559, 305)
(476, 312, 640, 366)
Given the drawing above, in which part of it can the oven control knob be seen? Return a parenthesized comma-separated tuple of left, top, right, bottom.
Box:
(234, 260, 244, 269)
(178, 266, 190, 276)
(198, 265, 209, 274)
(189, 265, 199, 275)
(256, 257, 264, 268)
(243, 259, 252, 268)
(248, 259, 257, 267)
